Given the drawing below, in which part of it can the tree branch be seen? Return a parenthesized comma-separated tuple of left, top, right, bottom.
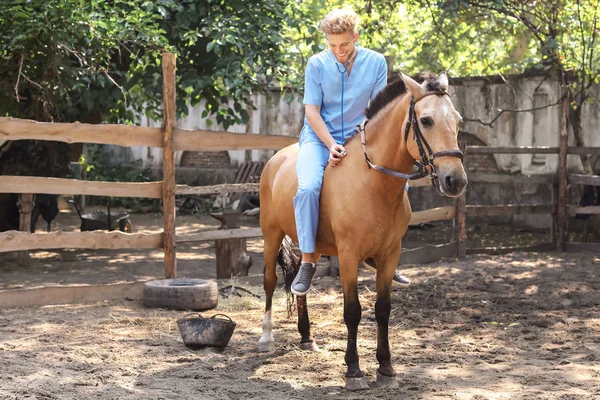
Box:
(14, 53, 24, 102)
(101, 68, 127, 103)
(463, 97, 565, 128)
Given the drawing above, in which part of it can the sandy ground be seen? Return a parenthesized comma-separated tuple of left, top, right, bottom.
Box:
(0, 213, 599, 399)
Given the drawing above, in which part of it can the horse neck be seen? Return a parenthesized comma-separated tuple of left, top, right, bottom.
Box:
(361, 94, 414, 176)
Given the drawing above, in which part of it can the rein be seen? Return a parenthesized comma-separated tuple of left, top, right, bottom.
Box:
(360, 90, 464, 184)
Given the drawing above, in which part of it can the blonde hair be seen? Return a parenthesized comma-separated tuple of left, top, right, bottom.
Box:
(320, 9, 359, 35)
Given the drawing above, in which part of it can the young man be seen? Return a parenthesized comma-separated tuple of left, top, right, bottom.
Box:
(291, 8, 409, 296)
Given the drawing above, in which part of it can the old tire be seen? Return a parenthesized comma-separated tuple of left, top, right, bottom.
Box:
(143, 279, 218, 311)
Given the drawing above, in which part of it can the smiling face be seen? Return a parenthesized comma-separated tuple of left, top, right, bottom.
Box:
(326, 31, 358, 64)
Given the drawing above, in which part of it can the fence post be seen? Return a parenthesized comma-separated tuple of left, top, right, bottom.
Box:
(456, 141, 467, 258)
(556, 93, 569, 251)
(162, 52, 177, 278)
(17, 193, 34, 266)
(550, 183, 558, 245)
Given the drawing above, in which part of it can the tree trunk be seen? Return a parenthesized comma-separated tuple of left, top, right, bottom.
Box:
(215, 239, 253, 279)
(18, 193, 34, 266)
(210, 211, 253, 279)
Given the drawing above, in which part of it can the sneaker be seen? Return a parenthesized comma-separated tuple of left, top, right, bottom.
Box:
(291, 262, 317, 296)
(393, 270, 410, 285)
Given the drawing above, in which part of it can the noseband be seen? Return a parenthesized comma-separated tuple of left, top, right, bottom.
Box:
(360, 90, 464, 185)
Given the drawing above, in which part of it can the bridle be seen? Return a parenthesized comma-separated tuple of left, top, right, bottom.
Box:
(360, 90, 464, 189)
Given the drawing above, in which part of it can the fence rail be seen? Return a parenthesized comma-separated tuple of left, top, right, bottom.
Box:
(0, 231, 163, 252)
(0, 176, 163, 198)
(0, 117, 297, 151)
(468, 146, 600, 154)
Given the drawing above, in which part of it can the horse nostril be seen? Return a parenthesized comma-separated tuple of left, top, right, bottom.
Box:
(445, 175, 454, 190)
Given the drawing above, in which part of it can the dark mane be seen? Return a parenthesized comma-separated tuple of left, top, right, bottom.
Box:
(364, 79, 407, 120)
(364, 72, 444, 121)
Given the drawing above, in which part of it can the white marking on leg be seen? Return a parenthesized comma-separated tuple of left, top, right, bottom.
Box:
(258, 310, 274, 351)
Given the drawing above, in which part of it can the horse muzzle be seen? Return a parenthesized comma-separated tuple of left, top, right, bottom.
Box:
(434, 171, 468, 198)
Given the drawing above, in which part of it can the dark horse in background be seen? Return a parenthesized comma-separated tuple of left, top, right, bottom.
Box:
(257, 72, 467, 389)
(0, 193, 59, 232)
(576, 182, 600, 241)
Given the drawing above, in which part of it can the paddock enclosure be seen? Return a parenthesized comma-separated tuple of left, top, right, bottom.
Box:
(1, 249, 598, 399)
(1, 53, 600, 398)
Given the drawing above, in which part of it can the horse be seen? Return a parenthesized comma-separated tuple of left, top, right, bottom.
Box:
(257, 72, 467, 390)
(576, 182, 600, 241)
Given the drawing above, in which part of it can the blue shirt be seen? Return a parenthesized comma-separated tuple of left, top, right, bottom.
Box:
(301, 46, 387, 145)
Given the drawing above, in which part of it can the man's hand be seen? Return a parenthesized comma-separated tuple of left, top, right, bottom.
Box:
(328, 144, 347, 167)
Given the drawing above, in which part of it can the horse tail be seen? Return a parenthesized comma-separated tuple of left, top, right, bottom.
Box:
(277, 235, 301, 317)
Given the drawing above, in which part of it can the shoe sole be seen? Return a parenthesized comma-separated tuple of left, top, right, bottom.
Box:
(290, 287, 309, 296)
(362, 259, 410, 286)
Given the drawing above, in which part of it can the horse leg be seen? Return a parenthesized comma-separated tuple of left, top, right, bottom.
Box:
(339, 252, 368, 390)
(258, 229, 285, 352)
(297, 294, 319, 351)
(297, 249, 320, 351)
(374, 249, 401, 388)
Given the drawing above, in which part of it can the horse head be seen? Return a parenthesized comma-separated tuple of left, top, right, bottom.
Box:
(400, 72, 467, 197)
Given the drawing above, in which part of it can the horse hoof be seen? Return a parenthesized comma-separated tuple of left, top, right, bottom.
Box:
(258, 340, 274, 352)
(376, 372, 399, 388)
(345, 376, 369, 391)
(299, 341, 320, 352)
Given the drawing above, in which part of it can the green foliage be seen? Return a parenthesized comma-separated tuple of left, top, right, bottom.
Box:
(0, 0, 303, 128)
(129, 0, 303, 128)
(0, 0, 168, 123)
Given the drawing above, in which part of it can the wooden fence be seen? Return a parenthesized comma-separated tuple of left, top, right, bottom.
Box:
(0, 53, 298, 277)
(1, 53, 599, 281)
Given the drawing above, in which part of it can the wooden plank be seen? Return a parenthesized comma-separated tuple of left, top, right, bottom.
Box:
(0, 231, 163, 252)
(174, 129, 297, 151)
(568, 205, 600, 215)
(567, 147, 600, 155)
(176, 183, 260, 196)
(466, 146, 600, 155)
(564, 242, 600, 253)
(0, 282, 146, 309)
(0, 117, 162, 147)
(468, 173, 556, 185)
(400, 242, 458, 265)
(162, 52, 177, 279)
(568, 174, 600, 186)
(466, 204, 554, 216)
(0, 176, 162, 198)
(457, 141, 467, 258)
(408, 177, 432, 188)
(409, 206, 456, 225)
(176, 227, 263, 243)
(467, 243, 554, 255)
(468, 146, 559, 154)
(557, 95, 569, 251)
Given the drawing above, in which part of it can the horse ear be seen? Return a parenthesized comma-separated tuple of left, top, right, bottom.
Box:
(399, 72, 424, 97)
(438, 72, 449, 90)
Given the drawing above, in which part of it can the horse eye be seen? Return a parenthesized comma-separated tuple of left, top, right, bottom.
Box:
(420, 117, 433, 127)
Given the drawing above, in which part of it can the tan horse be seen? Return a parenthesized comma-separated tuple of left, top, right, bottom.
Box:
(257, 72, 467, 390)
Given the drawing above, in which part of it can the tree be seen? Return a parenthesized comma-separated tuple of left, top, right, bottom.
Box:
(423, 0, 600, 172)
(0, 0, 303, 178)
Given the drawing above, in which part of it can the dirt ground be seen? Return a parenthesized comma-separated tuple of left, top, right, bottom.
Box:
(0, 212, 599, 399)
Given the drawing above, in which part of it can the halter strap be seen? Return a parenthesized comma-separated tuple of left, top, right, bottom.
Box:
(361, 90, 464, 183)
(360, 122, 428, 180)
